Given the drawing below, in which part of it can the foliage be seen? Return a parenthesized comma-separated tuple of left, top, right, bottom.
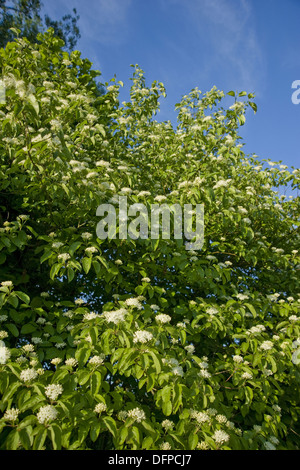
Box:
(0, 31, 300, 450)
(0, 0, 80, 51)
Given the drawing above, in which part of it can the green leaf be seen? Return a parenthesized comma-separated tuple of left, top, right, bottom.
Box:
(82, 256, 92, 274)
(102, 416, 117, 439)
(33, 426, 48, 450)
(49, 423, 62, 450)
(15, 291, 30, 304)
(90, 371, 102, 395)
(19, 426, 33, 449)
(148, 350, 161, 374)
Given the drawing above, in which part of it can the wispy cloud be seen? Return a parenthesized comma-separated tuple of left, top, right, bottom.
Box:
(184, 0, 266, 94)
(44, 0, 133, 46)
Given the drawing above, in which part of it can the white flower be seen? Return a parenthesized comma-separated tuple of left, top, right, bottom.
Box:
(133, 330, 153, 344)
(45, 384, 63, 401)
(172, 365, 184, 376)
(58, 253, 70, 262)
(141, 277, 151, 283)
(154, 195, 167, 202)
(185, 344, 195, 354)
(65, 358, 78, 367)
(233, 355, 243, 363)
(212, 430, 230, 445)
(216, 414, 228, 424)
(155, 314, 171, 324)
(89, 355, 105, 366)
(83, 312, 99, 321)
(125, 298, 143, 310)
(198, 369, 211, 378)
(94, 402, 107, 413)
(161, 419, 174, 430)
(0, 341, 10, 364)
(103, 308, 127, 324)
(259, 341, 273, 351)
(37, 405, 58, 424)
(20, 368, 38, 382)
(137, 191, 151, 198)
(81, 232, 93, 240)
(160, 442, 172, 450)
(85, 246, 98, 254)
(1, 281, 13, 287)
(241, 372, 253, 380)
(3, 408, 20, 421)
(127, 407, 146, 423)
(236, 293, 249, 301)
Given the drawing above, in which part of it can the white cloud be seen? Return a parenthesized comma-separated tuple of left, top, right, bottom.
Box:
(43, 0, 132, 46)
(184, 0, 266, 94)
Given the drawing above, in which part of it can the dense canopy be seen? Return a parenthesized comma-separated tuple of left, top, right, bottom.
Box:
(0, 30, 299, 450)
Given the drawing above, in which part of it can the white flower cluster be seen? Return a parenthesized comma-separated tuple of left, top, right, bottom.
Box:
(20, 368, 38, 382)
(212, 429, 230, 445)
(0, 341, 10, 364)
(125, 298, 143, 310)
(103, 308, 128, 325)
(83, 312, 99, 321)
(45, 384, 63, 401)
(161, 419, 174, 431)
(3, 408, 20, 422)
(94, 402, 107, 413)
(190, 409, 211, 424)
(89, 355, 105, 366)
(36, 405, 58, 424)
(259, 340, 273, 351)
(247, 325, 266, 335)
(155, 314, 171, 324)
(127, 407, 146, 423)
(133, 330, 153, 344)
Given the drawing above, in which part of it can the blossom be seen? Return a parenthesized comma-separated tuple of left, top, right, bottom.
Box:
(241, 372, 253, 380)
(172, 365, 184, 376)
(127, 407, 146, 423)
(160, 442, 172, 450)
(65, 358, 78, 367)
(125, 298, 143, 310)
(83, 312, 99, 321)
(20, 368, 38, 382)
(89, 355, 105, 366)
(3, 408, 20, 422)
(161, 419, 174, 431)
(103, 308, 127, 324)
(185, 344, 195, 354)
(1, 281, 13, 287)
(133, 330, 153, 344)
(259, 341, 273, 351)
(58, 253, 71, 263)
(155, 314, 171, 324)
(37, 405, 58, 424)
(233, 355, 244, 363)
(45, 384, 63, 401)
(81, 232, 93, 240)
(94, 402, 107, 413)
(216, 414, 228, 424)
(212, 430, 230, 445)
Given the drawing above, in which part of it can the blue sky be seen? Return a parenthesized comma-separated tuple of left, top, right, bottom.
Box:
(43, 0, 300, 170)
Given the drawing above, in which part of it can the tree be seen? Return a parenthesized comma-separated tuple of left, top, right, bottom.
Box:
(0, 0, 80, 50)
(0, 30, 299, 450)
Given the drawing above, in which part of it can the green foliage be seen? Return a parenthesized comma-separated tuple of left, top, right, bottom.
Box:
(0, 0, 80, 51)
(0, 31, 300, 450)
